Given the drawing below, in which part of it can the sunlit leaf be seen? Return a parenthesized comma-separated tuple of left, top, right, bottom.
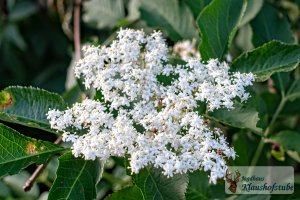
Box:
(231, 41, 300, 82)
(0, 86, 66, 134)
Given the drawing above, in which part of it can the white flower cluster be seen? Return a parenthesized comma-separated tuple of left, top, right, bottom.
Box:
(47, 29, 254, 184)
(173, 40, 200, 61)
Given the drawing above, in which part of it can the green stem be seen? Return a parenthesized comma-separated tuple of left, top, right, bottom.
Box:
(250, 95, 286, 166)
(250, 70, 299, 166)
(265, 98, 286, 136)
(250, 138, 265, 166)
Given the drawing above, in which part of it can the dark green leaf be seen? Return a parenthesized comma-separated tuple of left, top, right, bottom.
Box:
(134, 166, 188, 200)
(251, 3, 294, 47)
(230, 41, 300, 82)
(239, 0, 263, 26)
(0, 123, 64, 177)
(207, 97, 262, 133)
(48, 151, 103, 200)
(83, 0, 125, 29)
(185, 171, 211, 200)
(197, 0, 246, 60)
(105, 186, 143, 200)
(0, 86, 66, 134)
(232, 131, 252, 165)
(282, 99, 300, 115)
(272, 72, 292, 94)
(140, 0, 197, 41)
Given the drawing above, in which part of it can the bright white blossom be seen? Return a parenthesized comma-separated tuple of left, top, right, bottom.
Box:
(47, 29, 254, 184)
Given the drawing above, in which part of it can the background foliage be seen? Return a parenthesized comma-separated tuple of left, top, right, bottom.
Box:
(1, 0, 300, 199)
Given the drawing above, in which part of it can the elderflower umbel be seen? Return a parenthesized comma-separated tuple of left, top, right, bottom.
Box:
(47, 29, 254, 184)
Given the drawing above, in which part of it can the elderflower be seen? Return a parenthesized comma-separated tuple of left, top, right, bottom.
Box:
(173, 40, 200, 61)
(47, 28, 254, 184)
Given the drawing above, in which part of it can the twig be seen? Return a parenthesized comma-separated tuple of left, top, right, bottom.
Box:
(23, 136, 63, 192)
(74, 0, 81, 60)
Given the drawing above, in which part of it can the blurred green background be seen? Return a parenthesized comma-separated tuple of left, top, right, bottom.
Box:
(0, 0, 71, 93)
(0, 0, 118, 93)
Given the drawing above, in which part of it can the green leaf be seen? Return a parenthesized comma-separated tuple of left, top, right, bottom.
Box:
(185, 0, 211, 19)
(207, 97, 262, 133)
(282, 99, 300, 116)
(251, 3, 294, 47)
(48, 151, 103, 200)
(134, 166, 188, 200)
(271, 131, 300, 155)
(230, 41, 300, 82)
(0, 123, 64, 177)
(0, 86, 67, 134)
(83, 0, 125, 29)
(197, 0, 246, 61)
(232, 131, 252, 165)
(239, 0, 263, 27)
(140, 0, 197, 41)
(272, 72, 292, 94)
(185, 171, 211, 200)
(105, 186, 143, 200)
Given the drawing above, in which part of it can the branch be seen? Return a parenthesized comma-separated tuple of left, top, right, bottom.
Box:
(74, 0, 82, 61)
